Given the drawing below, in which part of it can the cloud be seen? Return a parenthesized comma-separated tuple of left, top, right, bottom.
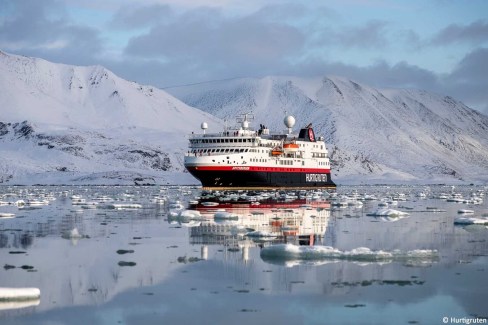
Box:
(0, 0, 103, 65)
(124, 5, 305, 82)
(443, 47, 488, 113)
(109, 4, 172, 30)
(1, 1, 486, 115)
(333, 20, 390, 49)
(431, 19, 488, 45)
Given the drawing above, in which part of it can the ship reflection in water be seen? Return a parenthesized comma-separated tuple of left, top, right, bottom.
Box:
(175, 190, 331, 253)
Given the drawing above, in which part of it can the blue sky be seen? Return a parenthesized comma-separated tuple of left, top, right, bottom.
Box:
(1, 0, 487, 113)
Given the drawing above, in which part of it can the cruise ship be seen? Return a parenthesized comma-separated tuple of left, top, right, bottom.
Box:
(184, 114, 336, 190)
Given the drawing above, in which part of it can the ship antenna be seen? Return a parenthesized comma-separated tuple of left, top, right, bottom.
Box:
(283, 113, 296, 135)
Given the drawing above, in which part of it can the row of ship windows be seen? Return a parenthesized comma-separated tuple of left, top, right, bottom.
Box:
(191, 138, 255, 144)
(191, 148, 326, 158)
(191, 138, 325, 149)
(249, 159, 298, 165)
(192, 148, 249, 154)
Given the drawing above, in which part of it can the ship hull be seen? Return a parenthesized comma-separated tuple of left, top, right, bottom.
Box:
(186, 167, 336, 190)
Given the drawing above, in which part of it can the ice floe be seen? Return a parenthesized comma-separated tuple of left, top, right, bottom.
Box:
(457, 209, 474, 214)
(0, 213, 15, 219)
(366, 208, 409, 217)
(260, 244, 438, 263)
(0, 287, 40, 300)
(453, 217, 488, 225)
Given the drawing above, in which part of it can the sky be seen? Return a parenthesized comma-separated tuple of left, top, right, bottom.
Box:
(1, 0, 487, 114)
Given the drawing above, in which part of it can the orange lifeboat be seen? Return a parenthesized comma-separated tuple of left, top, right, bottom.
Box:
(283, 143, 299, 153)
(271, 147, 283, 156)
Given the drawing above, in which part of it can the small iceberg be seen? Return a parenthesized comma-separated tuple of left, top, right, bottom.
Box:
(367, 208, 409, 217)
(168, 209, 203, 226)
(99, 203, 143, 210)
(246, 230, 277, 238)
(179, 209, 202, 219)
(214, 211, 238, 220)
(62, 228, 84, 239)
(454, 217, 488, 225)
(0, 287, 40, 301)
(260, 244, 438, 263)
(0, 213, 15, 219)
(457, 209, 474, 214)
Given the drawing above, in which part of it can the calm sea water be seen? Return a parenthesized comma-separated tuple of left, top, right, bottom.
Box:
(0, 185, 487, 325)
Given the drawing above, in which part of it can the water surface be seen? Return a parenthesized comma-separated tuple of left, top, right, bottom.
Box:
(0, 185, 487, 324)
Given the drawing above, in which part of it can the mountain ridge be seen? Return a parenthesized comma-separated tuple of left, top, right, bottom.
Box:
(1, 50, 487, 185)
(0, 50, 221, 185)
(167, 75, 488, 184)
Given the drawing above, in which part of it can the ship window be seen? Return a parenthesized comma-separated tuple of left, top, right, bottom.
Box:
(225, 149, 229, 152)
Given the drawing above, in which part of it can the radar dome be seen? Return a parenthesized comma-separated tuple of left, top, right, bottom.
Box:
(201, 122, 208, 130)
(284, 115, 296, 128)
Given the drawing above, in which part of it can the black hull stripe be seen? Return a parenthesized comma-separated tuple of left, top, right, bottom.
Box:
(186, 168, 336, 189)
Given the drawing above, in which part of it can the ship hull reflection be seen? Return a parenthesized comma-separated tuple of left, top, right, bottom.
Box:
(184, 195, 331, 248)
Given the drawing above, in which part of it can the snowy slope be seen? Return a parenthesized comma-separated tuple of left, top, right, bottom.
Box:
(167, 76, 488, 184)
(0, 51, 222, 185)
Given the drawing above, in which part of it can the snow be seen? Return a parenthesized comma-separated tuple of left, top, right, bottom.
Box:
(2, 50, 488, 185)
(168, 76, 488, 184)
(0, 51, 222, 185)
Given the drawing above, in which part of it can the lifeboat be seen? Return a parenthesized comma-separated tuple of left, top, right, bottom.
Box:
(283, 143, 299, 153)
(271, 147, 283, 156)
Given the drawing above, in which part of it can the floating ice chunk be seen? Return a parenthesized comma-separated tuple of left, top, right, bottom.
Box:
(112, 203, 142, 209)
(0, 299, 40, 311)
(178, 209, 202, 219)
(26, 200, 49, 206)
(457, 209, 474, 214)
(0, 213, 15, 218)
(246, 230, 277, 238)
(0, 287, 40, 301)
(99, 203, 142, 209)
(62, 228, 83, 239)
(214, 211, 238, 220)
(367, 208, 409, 217)
(454, 217, 488, 225)
(260, 244, 438, 263)
(168, 201, 184, 210)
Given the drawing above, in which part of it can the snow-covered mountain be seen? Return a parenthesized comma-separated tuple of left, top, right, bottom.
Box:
(0, 51, 221, 185)
(2, 50, 487, 185)
(167, 76, 488, 184)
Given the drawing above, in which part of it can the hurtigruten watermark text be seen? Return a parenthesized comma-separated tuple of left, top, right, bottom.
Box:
(442, 317, 487, 324)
